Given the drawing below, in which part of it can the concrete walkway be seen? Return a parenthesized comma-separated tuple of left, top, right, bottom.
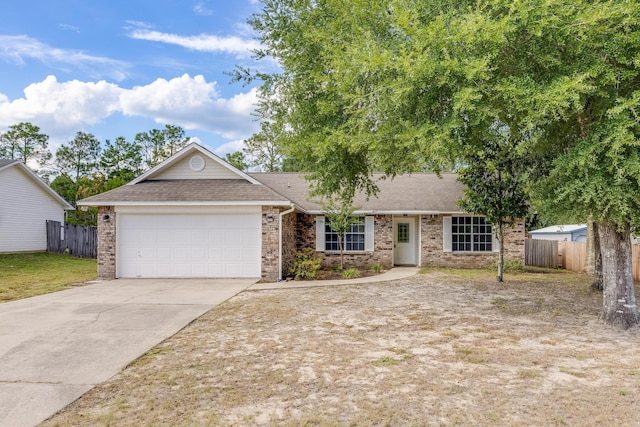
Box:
(0, 278, 255, 427)
(249, 266, 419, 290)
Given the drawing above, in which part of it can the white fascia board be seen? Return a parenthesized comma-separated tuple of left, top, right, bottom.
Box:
(305, 210, 465, 215)
(77, 200, 293, 207)
(129, 143, 261, 185)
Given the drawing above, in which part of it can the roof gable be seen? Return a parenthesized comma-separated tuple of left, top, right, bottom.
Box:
(0, 159, 74, 210)
(130, 143, 260, 185)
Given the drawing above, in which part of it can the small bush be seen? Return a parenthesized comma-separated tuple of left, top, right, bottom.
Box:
(341, 268, 360, 279)
(369, 263, 383, 273)
(492, 258, 524, 273)
(290, 248, 322, 280)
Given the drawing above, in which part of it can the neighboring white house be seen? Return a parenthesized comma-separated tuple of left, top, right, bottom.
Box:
(529, 224, 588, 242)
(0, 159, 74, 252)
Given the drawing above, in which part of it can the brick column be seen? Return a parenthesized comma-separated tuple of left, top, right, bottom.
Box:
(97, 206, 116, 279)
(261, 206, 280, 281)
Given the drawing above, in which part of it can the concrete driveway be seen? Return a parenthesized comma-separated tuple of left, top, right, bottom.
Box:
(0, 278, 255, 427)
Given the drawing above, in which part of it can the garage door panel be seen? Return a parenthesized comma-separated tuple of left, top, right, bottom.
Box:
(118, 213, 261, 278)
(191, 247, 206, 259)
(157, 247, 172, 259)
(139, 263, 157, 277)
(226, 247, 242, 260)
(176, 248, 191, 259)
(140, 230, 157, 243)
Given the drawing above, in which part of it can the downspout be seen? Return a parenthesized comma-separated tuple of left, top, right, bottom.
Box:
(278, 204, 296, 281)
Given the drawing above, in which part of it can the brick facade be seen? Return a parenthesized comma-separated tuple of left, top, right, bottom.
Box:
(261, 206, 281, 281)
(281, 210, 297, 279)
(292, 213, 394, 272)
(97, 205, 116, 279)
(95, 206, 525, 282)
(420, 214, 525, 268)
(288, 213, 525, 274)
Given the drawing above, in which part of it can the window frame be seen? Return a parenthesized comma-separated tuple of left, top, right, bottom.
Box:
(450, 216, 494, 253)
(324, 216, 366, 252)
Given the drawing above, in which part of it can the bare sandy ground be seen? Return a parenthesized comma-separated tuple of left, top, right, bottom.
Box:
(43, 269, 640, 426)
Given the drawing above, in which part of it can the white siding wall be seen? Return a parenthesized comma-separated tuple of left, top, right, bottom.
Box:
(0, 166, 66, 252)
(151, 154, 240, 180)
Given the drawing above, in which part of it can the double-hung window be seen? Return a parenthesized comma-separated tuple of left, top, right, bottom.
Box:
(325, 216, 365, 251)
(451, 216, 493, 252)
(316, 216, 373, 252)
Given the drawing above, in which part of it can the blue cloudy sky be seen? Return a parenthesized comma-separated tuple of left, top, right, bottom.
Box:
(0, 0, 272, 157)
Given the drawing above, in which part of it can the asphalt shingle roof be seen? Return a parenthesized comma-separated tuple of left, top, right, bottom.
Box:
(250, 173, 465, 213)
(78, 172, 465, 213)
(0, 159, 19, 169)
(78, 179, 290, 205)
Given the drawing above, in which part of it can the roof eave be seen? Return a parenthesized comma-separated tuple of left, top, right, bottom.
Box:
(76, 200, 293, 207)
(305, 209, 466, 215)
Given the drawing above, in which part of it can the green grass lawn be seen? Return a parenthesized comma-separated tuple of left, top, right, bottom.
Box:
(0, 252, 97, 302)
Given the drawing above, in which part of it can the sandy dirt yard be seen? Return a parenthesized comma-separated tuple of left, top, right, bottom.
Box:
(43, 269, 640, 426)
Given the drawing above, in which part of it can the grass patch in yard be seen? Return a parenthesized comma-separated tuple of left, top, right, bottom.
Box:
(373, 356, 398, 366)
(559, 367, 588, 378)
(0, 252, 96, 302)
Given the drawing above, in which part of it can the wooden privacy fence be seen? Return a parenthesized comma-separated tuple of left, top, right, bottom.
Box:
(525, 239, 558, 268)
(525, 238, 640, 281)
(46, 220, 97, 259)
(558, 241, 586, 272)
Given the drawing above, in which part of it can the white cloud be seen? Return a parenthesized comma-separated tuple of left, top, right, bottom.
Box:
(214, 139, 245, 157)
(0, 76, 122, 130)
(0, 35, 130, 81)
(0, 74, 259, 149)
(58, 24, 80, 33)
(120, 74, 259, 139)
(193, 1, 214, 16)
(128, 29, 261, 57)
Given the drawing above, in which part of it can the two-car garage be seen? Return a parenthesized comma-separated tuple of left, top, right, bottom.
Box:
(116, 206, 262, 278)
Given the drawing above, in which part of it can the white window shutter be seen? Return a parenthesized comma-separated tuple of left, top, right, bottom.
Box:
(316, 216, 325, 252)
(492, 223, 500, 253)
(365, 216, 375, 252)
(443, 216, 452, 252)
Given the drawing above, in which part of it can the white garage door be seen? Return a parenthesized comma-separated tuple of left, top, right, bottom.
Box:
(117, 210, 261, 278)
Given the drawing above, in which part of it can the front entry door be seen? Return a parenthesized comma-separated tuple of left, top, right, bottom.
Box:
(394, 217, 416, 265)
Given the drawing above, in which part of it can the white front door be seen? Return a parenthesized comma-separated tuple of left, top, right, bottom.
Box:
(394, 217, 416, 265)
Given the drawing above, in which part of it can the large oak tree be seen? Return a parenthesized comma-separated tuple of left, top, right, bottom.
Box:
(246, 0, 640, 328)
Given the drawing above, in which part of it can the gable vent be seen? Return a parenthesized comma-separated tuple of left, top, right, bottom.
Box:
(189, 155, 205, 172)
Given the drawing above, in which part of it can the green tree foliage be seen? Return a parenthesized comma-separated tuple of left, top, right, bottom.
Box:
(243, 121, 286, 171)
(224, 151, 249, 171)
(246, 0, 640, 327)
(0, 122, 51, 170)
(323, 195, 360, 270)
(163, 124, 192, 157)
(52, 132, 103, 226)
(55, 132, 101, 181)
(457, 134, 529, 282)
(100, 136, 144, 190)
(135, 125, 191, 168)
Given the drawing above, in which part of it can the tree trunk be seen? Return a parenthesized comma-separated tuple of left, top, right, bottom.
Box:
(338, 235, 344, 270)
(597, 222, 639, 329)
(585, 219, 595, 274)
(497, 223, 504, 283)
(591, 221, 603, 291)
